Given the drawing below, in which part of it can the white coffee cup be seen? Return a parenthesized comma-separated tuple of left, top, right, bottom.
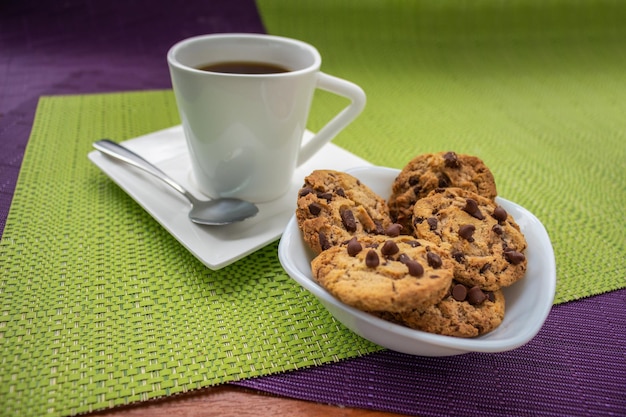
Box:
(167, 33, 366, 203)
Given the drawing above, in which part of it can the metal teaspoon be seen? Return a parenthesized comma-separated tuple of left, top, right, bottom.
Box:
(93, 139, 259, 225)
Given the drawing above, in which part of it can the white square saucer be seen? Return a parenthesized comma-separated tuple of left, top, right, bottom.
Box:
(88, 125, 371, 269)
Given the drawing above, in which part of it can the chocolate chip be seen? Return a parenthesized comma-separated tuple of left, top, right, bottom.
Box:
(365, 250, 380, 268)
(373, 221, 385, 235)
(398, 253, 411, 264)
(340, 208, 357, 232)
(504, 250, 526, 265)
(319, 231, 331, 251)
(299, 187, 313, 197)
(336, 188, 346, 198)
(381, 240, 399, 256)
(427, 217, 438, 231)
(443, 151, 460, 168)
(308, 202, 322, 215)
(408, 176, 420, 186)
(486, 291, 496, 302)
(346, 237, 362, 257)
(452, 251, 465, 263)
(479, 263, 491, 273)
(317, 192, 333, 201)
(437, 174, 450, 188)
(492, 206, 508, 222)
(492, 224, 503, 235)
(426, 251, 442, 268)
(407, 240, 421, 247)
(467, 286, 487, 305)
(458, 224, 476, 241)
(405, 260, 424, 277)
(463, 198, 484, 220)
(385, 223, 403, 237)
(451, 284, 467, 301)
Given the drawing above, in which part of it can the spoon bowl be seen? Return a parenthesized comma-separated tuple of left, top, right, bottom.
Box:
(93, 139, 259, 225)
(187, 197, 259, 225)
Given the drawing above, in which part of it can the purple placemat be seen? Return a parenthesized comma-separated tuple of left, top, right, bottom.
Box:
(2, 2, 625, 416)
(236, 289, 626, 416)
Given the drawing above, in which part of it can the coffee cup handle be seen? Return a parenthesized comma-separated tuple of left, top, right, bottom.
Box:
(297, 72, 366, 166)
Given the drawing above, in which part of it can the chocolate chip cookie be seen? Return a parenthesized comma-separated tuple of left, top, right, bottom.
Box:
(382, 282, 505, 337)
(412, 187, 527, 291)
(388, 152, 497, 233)
(296, 170, 393, 254)
(311, 236, 454, 313)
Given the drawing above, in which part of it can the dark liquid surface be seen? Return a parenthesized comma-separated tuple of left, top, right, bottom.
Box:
(197, 61, 290, 74)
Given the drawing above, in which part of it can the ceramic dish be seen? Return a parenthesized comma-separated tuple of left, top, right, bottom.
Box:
(89, 125, 370, 270)
(278, 165, 556, 356)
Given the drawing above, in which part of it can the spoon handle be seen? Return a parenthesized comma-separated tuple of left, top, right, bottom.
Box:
(93, 139, 195, 202)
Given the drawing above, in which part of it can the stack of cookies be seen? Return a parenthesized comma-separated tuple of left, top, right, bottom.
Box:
(296, 152, 528, 338)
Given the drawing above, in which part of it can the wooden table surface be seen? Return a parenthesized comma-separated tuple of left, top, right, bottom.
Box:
(89, 384, 410, 417)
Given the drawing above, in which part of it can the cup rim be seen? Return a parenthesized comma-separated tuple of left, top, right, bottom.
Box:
(167, 33, 322, 77)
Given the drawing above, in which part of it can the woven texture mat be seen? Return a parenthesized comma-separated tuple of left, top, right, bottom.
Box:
(0, 92, 380, 416)
(257, 0, 626, 304)
(1, 0, 626, 416)
(238, 288, 626, 416)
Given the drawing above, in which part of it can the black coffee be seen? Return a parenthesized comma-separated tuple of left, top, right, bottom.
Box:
(197, 61, 290, 74)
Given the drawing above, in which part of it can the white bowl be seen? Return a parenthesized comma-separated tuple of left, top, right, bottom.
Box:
(278, 165, 556, 356)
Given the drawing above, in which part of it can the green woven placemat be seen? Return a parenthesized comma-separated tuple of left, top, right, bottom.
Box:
(258, 0, 626, 301)
(0, 91, 380, 417)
